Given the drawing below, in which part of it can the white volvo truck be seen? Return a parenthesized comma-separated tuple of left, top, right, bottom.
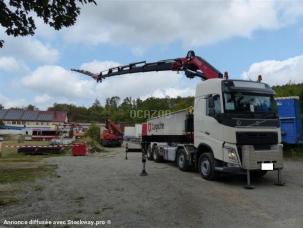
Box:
(142, 79, 284, 187)
(72, 50, 284, 187)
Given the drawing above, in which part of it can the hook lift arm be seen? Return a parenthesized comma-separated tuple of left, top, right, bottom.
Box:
(71, 50, 223, 82)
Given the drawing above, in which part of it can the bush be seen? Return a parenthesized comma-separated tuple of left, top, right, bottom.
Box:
(79, 137, 105, 153)
(85, 123, 100, 143)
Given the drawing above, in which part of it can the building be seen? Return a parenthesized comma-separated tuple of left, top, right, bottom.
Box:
(0, 109, 68, 140)
(0, 109, 68, 129)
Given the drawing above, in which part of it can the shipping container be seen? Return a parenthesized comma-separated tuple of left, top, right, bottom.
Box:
(276, 96, 303, 144)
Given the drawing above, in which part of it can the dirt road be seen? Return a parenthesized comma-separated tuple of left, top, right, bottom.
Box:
(1, 144, 303, 228)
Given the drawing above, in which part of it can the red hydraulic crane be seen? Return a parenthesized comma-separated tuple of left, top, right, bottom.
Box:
(101, 119, 123, 147)
(71, 50, 223, 82)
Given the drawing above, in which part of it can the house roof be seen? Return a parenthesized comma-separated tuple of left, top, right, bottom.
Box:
(20, 111, 39, 121)
(0, 110, 7, 119)
(0, 109, 68, 122)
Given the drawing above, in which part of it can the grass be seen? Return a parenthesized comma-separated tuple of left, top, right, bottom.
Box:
(0, 140, 61, 207)
(284, 144, 303, 160)
(0, 140, 67, 161)
(0, 195, 18, 206)
(0, 164, 57, 184)
(0, 185, 19, 206)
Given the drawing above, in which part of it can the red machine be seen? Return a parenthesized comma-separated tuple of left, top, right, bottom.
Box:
(71, 50, 223, 82)
(72, 143, 88, 156)
(101, 119, 123, 147)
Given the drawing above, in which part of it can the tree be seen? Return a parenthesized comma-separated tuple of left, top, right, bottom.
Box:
(0, 0, 96, 47)
(85, 122, 100, 142)
(91, 98, 101, 108)
(26, 104, 38, 111)
(0, 104, 4, 110)
(105, 96, 120, 110)
(0, 120, 4, 127)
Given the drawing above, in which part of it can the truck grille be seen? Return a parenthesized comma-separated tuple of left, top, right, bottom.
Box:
(236, 132, 278, 145)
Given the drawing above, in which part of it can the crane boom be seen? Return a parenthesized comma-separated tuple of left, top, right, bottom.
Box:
(71, 50, 223, 82)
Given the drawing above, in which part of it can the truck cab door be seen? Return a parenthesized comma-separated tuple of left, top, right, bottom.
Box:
(194, 94, 224, 161)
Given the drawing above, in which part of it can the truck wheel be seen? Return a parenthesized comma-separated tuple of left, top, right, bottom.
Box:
(147, 146, 153, 160)
(152, 145, 163, 162)
(177, 149, 190, 171)
(198, 153, 217, 180)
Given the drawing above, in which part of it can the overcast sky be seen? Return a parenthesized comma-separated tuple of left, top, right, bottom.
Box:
(1, 0, 303, 109)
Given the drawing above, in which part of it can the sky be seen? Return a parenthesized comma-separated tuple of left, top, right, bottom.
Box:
(1, 0, 303, 109)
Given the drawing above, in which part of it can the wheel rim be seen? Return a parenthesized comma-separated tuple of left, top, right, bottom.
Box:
(178, 154, 184, 168)
(201, 158, 210, 176)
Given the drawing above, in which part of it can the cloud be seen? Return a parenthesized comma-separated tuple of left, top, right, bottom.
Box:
(21, 65, 95, 99)
(34, 94, 52, 104)
(275, 1, 303, 25)
(0, 57, 28, 72)
(21, 60, 196, 107)
(80, 60, 196, 100)
(241, 55, 303, 85)
(60, 0, 303, 48)
(0, 36, 59, 64)
(0, 93, 27, 108)
(143, 87, 195, 99)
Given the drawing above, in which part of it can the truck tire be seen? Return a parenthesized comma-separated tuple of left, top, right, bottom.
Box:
(152, 145, 163, 162)
(198, 153, 217, 180)
(177, 148, 190, 171)
(147, 146, 153, 160)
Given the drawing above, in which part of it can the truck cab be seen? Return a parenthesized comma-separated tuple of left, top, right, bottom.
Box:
(194, 79, 283, 180)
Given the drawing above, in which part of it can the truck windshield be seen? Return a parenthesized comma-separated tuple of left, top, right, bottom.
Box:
(224, 92, 275, 113)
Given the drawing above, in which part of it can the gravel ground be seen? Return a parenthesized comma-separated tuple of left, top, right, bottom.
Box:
(1, 143, 303, 228)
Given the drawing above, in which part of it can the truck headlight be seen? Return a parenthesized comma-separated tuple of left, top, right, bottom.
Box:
(224, 147, 238, 163)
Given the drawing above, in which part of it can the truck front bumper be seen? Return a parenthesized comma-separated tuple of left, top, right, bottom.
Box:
(241, 144, 283, 170)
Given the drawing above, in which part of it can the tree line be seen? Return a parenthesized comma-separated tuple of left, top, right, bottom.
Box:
(47, 96, 194, 123)
(0, 83, 302, 123)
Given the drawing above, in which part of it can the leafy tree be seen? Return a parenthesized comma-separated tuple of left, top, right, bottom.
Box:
(85, 122, 100, 142)
(0, 104, 4, 110)
(26, 104, 38, 111)
(91, 98, 101, 108)
(0, 120, 4, 126)
(0, 0, 96, 47)
(105, 96, 120, 110)
(43, 95, 196, 123)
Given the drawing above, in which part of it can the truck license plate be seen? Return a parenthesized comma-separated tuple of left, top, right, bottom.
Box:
(261, 163, 273, 170)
